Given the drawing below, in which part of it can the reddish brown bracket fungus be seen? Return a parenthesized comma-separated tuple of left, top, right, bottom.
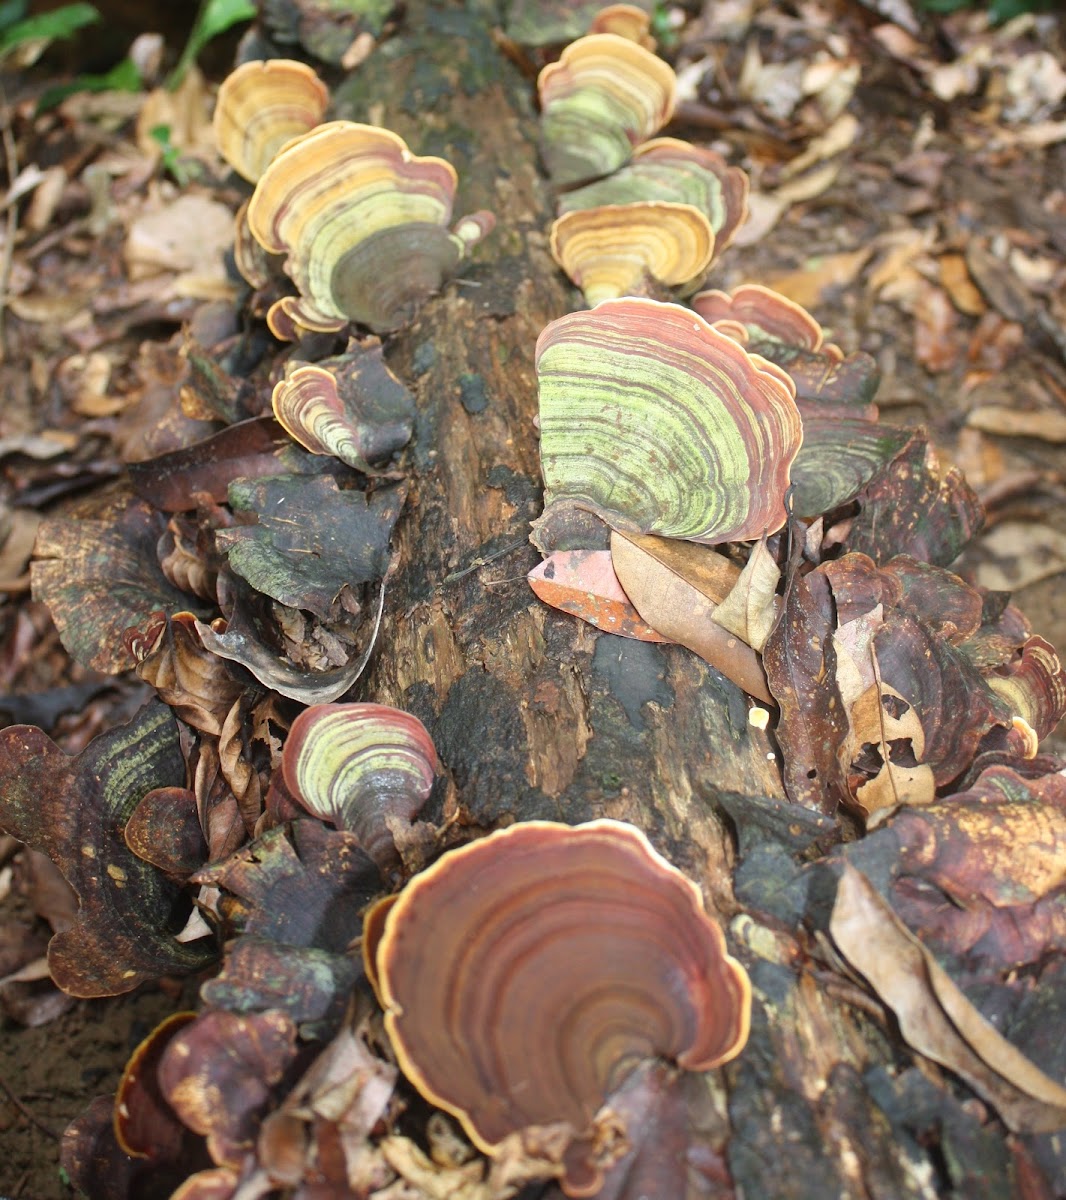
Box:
(534, 297, 803, 546)
(693, 283, 841, 356)
(538, 34, 677, 187)
(550, 201, 715, 305)
(374, 819, 751, 1196)
(213, 59, 330, 183)
(281, 702, 438, 871)
(246, 121, 494, 335)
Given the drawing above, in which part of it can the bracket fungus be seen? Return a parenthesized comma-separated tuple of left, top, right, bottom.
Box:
(534, 297, 803, 546)
(550, 201, 715, 305)
(559, 138, 749, 266)
(538, 34, 676, 187)
(281, 702, 438, 871)
(373, 819, 750, 1196)
(246, 121, 494, 336)
(213, 59, 329, 184)
(271, 343, 416, 473)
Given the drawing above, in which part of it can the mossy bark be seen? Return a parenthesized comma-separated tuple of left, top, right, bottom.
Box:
(331, 6, 1010, 1196)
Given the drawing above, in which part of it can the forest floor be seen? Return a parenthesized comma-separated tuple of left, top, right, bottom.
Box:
(0, 1, 1064, 1196)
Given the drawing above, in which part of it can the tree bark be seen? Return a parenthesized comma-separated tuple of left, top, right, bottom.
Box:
(326, 7, 1031, 1197)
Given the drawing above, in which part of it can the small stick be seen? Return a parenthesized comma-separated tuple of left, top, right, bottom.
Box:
(0, 1071, 59, 1140)
(0, 81, 19, 361)
(442, 538, 527, 585)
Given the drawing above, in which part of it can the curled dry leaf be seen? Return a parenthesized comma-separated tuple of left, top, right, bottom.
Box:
(537, 33, 676, 187)
(534, 298, 802, 547)
(195, 577, 386, 704)
(374, 819, 750, 1196)
(709, 536, 780, 654)
(0, 702, 215, 997)
(610, 530, 772, 704)
(830, 864, 1066, 1135)
(134, 612, 245, 737)
(527, 548, 669, 642)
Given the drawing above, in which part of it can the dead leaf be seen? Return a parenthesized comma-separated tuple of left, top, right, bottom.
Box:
(939, 254, 985, 317)
(914, 282, 959, 374)
(528, 550, 669, 642)
(966, 406, 1066, 444)
(711, 537, 781, 653)
(758, 248, 871, 313)
(830, 864, 1066, 1134)
(609, 531, 772, 703)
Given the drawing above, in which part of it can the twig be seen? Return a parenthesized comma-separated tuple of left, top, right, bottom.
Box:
(442, 538, 527, 586)
(0, 78, 18, 362)
(0, 1070, 59, 1141)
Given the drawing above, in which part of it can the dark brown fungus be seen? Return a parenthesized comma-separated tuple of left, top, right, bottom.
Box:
(375, 819, 751, 1196)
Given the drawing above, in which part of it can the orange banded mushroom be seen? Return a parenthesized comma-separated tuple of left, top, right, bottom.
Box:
(213, 59, 329, 184)
(559, 138, 749, 268)
(247, 121, 493, 335)
(538, 33, 676, 187)
(550, 201, 715, 305)
(374, 819, 751, 1196)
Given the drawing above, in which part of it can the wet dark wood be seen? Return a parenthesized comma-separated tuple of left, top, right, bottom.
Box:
(332, 6, 1006, 1196)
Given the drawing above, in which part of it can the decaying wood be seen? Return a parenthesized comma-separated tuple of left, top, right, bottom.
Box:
(328, 6, 1012, 1196)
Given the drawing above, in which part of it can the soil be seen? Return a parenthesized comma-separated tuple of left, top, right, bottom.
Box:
(1, 2, 1064, 1196)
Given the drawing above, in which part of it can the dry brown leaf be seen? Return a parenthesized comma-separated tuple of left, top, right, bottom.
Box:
(758, 247, 871, 313)
(527, 550, 669, 643)
(939, 254, 985, 317)
(866, 228, 935, 298)
(966, 406, 1066, 444)
(914, 282, 959, 374)
(974, 521, 1066, 593)
(779, 114, 860, 181)
(710, 537, 781, 653)
(609, 531, 772, 704)
(830, 864, 1066, 1134)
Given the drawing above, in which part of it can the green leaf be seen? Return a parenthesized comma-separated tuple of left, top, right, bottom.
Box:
(168, 0, 256, 89)
(0, 1, 98, 60)
(36, 55, 141, 113)
(0, 1, 28, 33)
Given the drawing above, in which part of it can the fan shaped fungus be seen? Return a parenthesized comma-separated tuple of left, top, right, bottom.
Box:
(692, 283, 842, 357)
(246, 121, 494, 335)
(213, 59, 330, 184)
(535, 297, 803, 545)
(271, 343, 415, 474)
(538, 34, 677, 187)
(589, 4, 656, 48)
(281, 702, 438, 871)
(550, 201, 715, 305)
(559, 138, 749, 265)
(374, 819, 750, 1196)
